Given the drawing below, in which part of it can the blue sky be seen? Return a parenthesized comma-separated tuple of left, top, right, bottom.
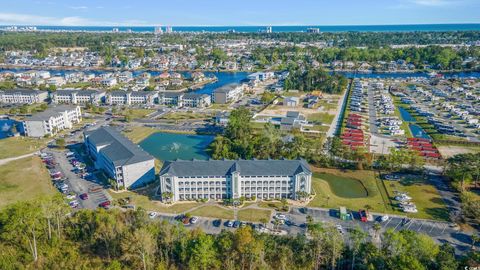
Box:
(0, 0, 479, 26)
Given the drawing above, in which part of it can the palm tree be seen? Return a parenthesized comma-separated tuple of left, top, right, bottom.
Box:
(372, 223, 381, 244)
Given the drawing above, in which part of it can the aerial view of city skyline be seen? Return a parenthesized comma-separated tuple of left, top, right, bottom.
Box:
(0, 0, 479, 26)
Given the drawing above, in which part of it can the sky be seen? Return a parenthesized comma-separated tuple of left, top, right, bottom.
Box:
(0, 0, 479, 26)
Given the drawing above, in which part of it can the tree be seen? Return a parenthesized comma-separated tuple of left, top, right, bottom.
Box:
(56, 138, 66, 148)
(435, 243, 459, 270)
(121, 227, 157, 270)
(349, 226, 368, 270)
(187, 230, 219, 270)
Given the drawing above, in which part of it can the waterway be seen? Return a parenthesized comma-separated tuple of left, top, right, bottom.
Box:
(398, 107, 431, 139)
(15, 24, 480, 33)
(0, 68, 248, 96)
(139, 132, 214, 161)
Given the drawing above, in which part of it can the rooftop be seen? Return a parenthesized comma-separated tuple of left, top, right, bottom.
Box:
(25, 105, 79, 121)
(160, 159, 311, 177)
(85, 126, 154, 167)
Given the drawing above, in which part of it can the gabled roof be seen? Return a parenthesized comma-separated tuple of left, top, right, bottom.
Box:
(160, 159, 311, 177)
(85, 126, 154, 167)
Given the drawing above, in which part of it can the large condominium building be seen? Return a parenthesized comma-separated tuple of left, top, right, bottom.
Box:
(106, 91, 157, 106)
(23, 105, 82, 137)
(159, 159, 311, 202)
(158, 92, 211, 108)
(84, 126, 155, 189)
(182, 93, 211, 108)
(212, 83, 244, 104)
(0, 89, 48, 104)
(51, 90, 106, 105)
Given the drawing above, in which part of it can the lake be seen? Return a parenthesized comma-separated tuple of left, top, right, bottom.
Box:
(139, 132, 214, 161)
(0, 119, 16, 139)
(397, 107, 431, 139)
(398, 107, 416, 122)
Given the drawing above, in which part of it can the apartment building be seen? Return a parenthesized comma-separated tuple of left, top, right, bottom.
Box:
(51, 90, 106, 105)
(23, 105, 82, 137)
(159, 159, 311, 202)
(212, 83, 244, 104)
(106, 91, 157, 106)
(84, 126, 155, 189)
(182, 93, 211, 108)
(0, 89, 48, 104)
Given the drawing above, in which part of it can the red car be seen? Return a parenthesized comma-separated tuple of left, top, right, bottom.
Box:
(80, 193, 89, 200)
(359, 210, 368, 222)
(99, 201, 111, 209)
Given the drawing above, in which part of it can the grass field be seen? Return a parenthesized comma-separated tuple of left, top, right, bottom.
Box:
(384, 176, 449, 221)
(237, 208, 272, 222)
(160, 111, 212, 120)
(118, 108, 156, 119)
(0, 156, 55, 208)
(123, 126, 159, 143)
(0, 137, 48, 159)
(108, 190, 200, 214)
(307, 112, 335, 125)
(308, 168, 390, 213)
(188, 205, 234, 219)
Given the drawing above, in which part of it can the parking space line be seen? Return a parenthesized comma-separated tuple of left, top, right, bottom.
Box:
(417, 220, 424, 232)
(393, 219, 402, 231)
(441, 223, 447, 234)
(406, 220, 414, 230)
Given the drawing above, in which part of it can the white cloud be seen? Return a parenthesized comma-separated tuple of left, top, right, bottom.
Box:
(409, 0, 458, 6)
(0, 12, 148, 26)
(69, 6, 88, 10)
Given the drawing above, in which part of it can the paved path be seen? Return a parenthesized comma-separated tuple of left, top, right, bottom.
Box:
(326, 81, 351, 137)
(0, 151, 39, 166)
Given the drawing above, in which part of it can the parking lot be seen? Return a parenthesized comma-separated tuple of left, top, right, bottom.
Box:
(42, 146, 112, 211)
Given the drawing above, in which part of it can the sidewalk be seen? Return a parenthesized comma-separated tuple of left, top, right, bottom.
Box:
(0, 151, 39, 166)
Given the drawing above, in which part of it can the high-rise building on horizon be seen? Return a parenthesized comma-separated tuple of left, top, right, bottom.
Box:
(154, 26, 163, 34)
(165, 26, 173, 33)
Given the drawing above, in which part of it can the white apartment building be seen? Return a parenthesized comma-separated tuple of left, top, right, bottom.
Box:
(23, 105, 82, 137)
(106, 91, 157, 106)
(84, 126, 155, 189)
(182, 93, 211, 108)
(159, 159, 312, 202)
(212, 83, 244, 104)
(51, 90, 106, 105)
(0, 89, 49, 104)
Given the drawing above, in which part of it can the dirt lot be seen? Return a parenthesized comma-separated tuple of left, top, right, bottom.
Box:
(437, 145, 480, 158)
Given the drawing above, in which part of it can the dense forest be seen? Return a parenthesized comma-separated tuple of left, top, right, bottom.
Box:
(284, 68, 348, 93)
(1, 195, 478, 270)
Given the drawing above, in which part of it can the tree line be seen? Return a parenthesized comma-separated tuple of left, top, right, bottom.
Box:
(1, 195, 477, 269)
(284, 68, 348, 93)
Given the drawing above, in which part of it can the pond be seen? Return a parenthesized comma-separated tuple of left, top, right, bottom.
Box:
(409, 124, 431, 140)
(139, 132, 214, 161)
(0, 119, 18, 139)
(315, 173, 368, 198)
(398, 107, 416, 122)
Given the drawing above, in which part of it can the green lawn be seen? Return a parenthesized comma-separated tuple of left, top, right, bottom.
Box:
(0, 156, 55, 208)
(384, 176, 449, 221)
(307, 112, 335, 125)
(188, 205, 234, 219)
(160, 111, 212, 120)
(237, 208, 272, 222)
(0, 137, 48, 159)
(109, 190, 201, 214)
(308, 168, 389, 213)
(123, 126, 158, 143)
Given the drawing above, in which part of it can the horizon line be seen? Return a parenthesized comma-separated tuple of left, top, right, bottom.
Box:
(1, 22, 480, 28)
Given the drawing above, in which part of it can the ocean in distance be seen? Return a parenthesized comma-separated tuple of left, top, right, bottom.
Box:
(11, 24, 480, 33)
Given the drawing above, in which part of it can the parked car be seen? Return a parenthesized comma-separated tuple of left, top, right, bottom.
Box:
(274, 214, 287, 220)
(380, 215, 390, 222)
(190, 216, 199, 224)
(66, 194, 76, 200)
(99, 201, 111, 209)
(149, 212, 158, 219)
(226, 220, 234, 227)
(79, 193, 89, 200)
(182, 217, 190, 225)
(213, 219, 222, 227)
(233, 220, 240, 228)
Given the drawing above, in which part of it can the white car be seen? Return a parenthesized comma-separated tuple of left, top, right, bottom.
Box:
(380, 215, 390, 222)
(190, 217, 199, 224)
(274, 214, 287, 220)
(148, 212, 158, 219)
(335, 224, 344, 234)
(66, 194, 76, 200)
